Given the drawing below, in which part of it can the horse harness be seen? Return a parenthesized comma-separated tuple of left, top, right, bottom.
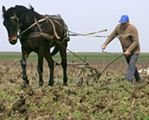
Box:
(10, 14, 69, 45)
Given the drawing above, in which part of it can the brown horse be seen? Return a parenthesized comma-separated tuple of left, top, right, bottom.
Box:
(2, 5, 70, 87)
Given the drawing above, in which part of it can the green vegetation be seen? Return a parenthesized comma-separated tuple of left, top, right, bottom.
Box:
(0, 52, 149, 63)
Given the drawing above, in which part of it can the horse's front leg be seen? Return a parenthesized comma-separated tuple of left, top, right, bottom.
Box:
(20, 52, 29, 87)
(37, 54, 44, 87)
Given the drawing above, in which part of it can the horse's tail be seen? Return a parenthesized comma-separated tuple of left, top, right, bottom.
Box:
(50, 38, 69, 56)
(50, 47, 58, 56)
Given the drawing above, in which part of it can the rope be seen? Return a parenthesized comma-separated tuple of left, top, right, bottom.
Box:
(68, 30, 131, 38)
(48, 18, 60, 39)
(69, 34, 109, 38)
(20, 17, 49, 36)
(56, 41, 89, 65)
(68, 29, 108, 37)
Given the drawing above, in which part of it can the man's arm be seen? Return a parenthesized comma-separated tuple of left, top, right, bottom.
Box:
(127, 27, 139, 53)
(102, 25, 118, 49)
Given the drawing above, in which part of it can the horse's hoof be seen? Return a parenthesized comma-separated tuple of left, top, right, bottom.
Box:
(20, 84, 26, 89)
(21, 83, 29, 89)
(39, 81, 44, 87)
(63, 82, 68, 86)
(48, 81, 54, 86)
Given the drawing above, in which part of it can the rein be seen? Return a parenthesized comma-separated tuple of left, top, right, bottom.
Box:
(15, 15, 62, 40)
(68, 29, 108, 37)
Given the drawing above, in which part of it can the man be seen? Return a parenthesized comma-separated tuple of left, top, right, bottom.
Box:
(102, 15, 141, 83)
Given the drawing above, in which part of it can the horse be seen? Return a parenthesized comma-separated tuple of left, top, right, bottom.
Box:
(2, 5, 70, 87)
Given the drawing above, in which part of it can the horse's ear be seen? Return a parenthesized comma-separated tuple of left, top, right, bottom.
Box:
(2, 6, 7, 18)
(29, 5, 34, 11)
(2, 6, 6, 14)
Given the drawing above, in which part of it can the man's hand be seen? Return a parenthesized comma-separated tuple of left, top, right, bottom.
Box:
(124, 50, 131, 56)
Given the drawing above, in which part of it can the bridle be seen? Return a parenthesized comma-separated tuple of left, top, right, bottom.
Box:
(9, 13, 20, 38)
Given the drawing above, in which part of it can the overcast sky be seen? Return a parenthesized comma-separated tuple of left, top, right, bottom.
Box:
(0, 0, 148, 52)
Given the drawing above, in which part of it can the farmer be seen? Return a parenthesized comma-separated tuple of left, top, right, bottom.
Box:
(102, 15, 142, 83)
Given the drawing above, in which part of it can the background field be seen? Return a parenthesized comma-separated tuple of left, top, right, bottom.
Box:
(0, 52, 149, 62)
(0, 52, 149, 120)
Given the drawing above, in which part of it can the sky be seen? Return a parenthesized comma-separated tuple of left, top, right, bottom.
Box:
(0, 0, 149, 52)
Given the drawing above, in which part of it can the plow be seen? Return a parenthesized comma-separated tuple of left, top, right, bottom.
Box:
(55, 53, 124, 86)
(55, 28, 124, 86)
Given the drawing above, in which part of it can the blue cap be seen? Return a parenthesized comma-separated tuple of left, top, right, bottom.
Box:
(119, 15, 129, 23)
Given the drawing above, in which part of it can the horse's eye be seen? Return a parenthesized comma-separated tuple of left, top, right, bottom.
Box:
(11, 19, 17, 25)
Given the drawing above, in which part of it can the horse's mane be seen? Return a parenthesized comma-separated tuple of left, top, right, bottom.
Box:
(15, 5, 28, 13)
(5, 5, 41, 19)
(5, 5, 27, 16)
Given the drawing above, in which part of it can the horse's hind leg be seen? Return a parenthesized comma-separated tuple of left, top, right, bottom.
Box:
(45, 53, 54, 86)
(37, 54, 44, 87)
(20, 52, 29, 87)
(59, 47, 68, 86)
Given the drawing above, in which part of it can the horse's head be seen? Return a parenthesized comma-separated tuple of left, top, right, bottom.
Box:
(2, 6, 19, 45)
